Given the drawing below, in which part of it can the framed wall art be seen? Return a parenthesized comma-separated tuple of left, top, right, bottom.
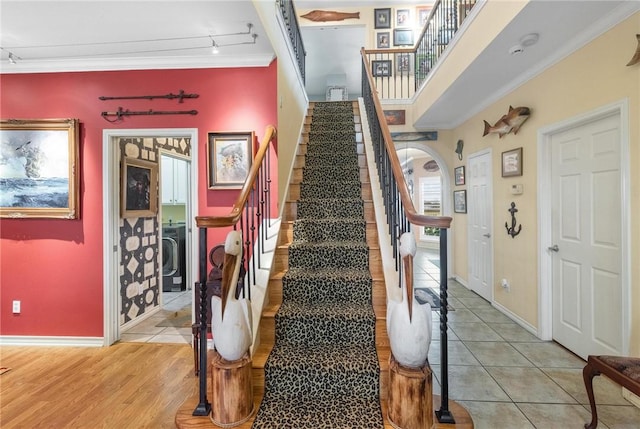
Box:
(416, 6, 433, 26)
(502, 147, 523, 177)
(395, 8, 411, 28)
(394, 29, 414, 46)
(208, 131, 254, 189)
(395, 53, 412, 73)
(0, 118, 80, 219)
(121, 157, 158, 218)
(454, 190, 467, 213)
(376, 32, 390, 49)
(454, 166, 465, 186)
(374, 8, 391, 29)
(372, 60, 392, 77)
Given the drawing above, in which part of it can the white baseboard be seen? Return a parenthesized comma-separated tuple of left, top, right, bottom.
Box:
(492, 301, 539, 337)
(623, 388, 640, 409)
(0, 336, 104, 347)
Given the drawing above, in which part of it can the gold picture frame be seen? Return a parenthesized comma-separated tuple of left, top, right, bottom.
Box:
(121, 157, 158, 218)
(502, 147, 523, 177)
(207, 131, 254, 189)
(0, 118, 80, 219)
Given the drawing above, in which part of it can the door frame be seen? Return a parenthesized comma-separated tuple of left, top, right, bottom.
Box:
(102, 128, 198, 346)
(466, 148, 493, 302)
(536, 99, 630, 350)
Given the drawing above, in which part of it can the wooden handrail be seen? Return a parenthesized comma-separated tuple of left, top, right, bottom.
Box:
(195, 125, 277, 228)
(361, 48, 451, 229)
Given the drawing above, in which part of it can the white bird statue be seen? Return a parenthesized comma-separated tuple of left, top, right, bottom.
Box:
(386, 232, 433, 368)
(210, 230, 253, 362)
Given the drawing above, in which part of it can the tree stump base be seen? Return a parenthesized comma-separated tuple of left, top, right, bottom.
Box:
(388, 353, 433, 429)
(209, 350, 254, 428)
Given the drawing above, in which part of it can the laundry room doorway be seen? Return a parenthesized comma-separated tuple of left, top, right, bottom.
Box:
(102, 128, 198, 346)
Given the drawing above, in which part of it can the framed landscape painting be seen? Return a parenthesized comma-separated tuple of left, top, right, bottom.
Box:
(0, 118, 80, 219)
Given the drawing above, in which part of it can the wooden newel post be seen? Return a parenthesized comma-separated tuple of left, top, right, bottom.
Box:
(388, 354, 433, 429)
(210, 351, 254, 427)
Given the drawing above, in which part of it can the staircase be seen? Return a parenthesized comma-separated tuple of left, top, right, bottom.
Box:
(251, 101, 387, 428)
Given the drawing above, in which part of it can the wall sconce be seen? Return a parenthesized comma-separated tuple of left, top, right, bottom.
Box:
(455, 140, 464, 160)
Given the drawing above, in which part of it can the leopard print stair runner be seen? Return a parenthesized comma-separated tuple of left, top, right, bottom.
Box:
(252, 101, 384, 428)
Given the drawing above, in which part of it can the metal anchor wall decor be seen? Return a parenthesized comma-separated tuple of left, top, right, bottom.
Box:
(505, 202, 522, 238)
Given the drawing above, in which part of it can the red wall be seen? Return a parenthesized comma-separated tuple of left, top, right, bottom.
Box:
(0, 63, 277, 338)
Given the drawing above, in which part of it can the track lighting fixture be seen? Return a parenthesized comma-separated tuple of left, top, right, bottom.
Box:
(1, 22, 258, 62)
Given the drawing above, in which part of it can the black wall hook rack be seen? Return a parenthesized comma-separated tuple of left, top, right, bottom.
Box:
(505, 202, 522, 238)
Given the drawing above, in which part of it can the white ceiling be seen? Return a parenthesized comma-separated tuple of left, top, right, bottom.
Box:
(0, 1, 275, 72)
(1, 1, 638, 129)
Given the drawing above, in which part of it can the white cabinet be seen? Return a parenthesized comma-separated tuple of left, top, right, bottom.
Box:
(161, 156, 188, 204)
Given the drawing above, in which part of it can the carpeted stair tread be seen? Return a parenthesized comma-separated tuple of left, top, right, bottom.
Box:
(263, 344, 380, 397)
(293, 218, 366, 242)
(252, 395, 384, 429)
(282, 269, 372, 304)
(288, 241, 369, 269)
(302, 166, 360, 181)
(297, 198, 364, 219)
(300, 181, 362, 199)
(303, 152, 359, 167)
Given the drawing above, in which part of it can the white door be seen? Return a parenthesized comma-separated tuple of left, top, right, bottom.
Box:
(551, 113, 623, 359)
(467, 150, 493, 301)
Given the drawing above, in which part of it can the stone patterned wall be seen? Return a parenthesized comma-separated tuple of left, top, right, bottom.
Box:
(118, 136, 191, 325)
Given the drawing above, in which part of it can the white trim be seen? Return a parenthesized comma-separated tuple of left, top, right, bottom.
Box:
(0, 336, 104, 347)
(492, 301, 538, 337)
(102, 128, 198, 347)
(537, 99, 630, 350)
(0, 54, 276, 75)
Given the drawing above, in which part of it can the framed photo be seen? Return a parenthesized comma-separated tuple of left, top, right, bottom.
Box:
(416, 6, 433, 27)
(372, 60, 392, 77)
(374, 8, 391, 29)
(0, 118, 80, 219)
(395, 53, 412, 73)
(208, 131, 254, 189)
(394, 29, 414, 46)
(384, 110, 405, 125)
(454, 190, 467, 213)
(121, 157, 158, 218)
(454, 166, 465, 186)
(376, 32, 390, 49)
(502, 147, 523, 177)
(395, 8, 411, 28)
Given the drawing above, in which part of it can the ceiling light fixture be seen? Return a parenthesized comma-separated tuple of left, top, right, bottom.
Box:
(8, 52, 17, 64)
(520, 33, 539, 47)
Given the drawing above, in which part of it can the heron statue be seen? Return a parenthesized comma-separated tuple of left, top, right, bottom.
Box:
(210, 230, 252, 361)
(386, 232, 433, 368)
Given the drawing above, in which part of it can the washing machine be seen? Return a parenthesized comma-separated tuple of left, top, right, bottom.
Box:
(162, 224, 186, 292)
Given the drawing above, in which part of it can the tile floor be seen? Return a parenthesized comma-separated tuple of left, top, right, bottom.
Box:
(414, 248, 640, 429)
(120, 289, 193, 344)
(120, 248, 640, 428)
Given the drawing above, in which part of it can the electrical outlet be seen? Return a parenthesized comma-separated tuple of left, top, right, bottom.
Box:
(12, 300, 21, 313)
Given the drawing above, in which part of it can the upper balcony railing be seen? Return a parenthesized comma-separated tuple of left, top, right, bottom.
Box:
(277, 0, 306, 83)
(363, 0, 476, 100)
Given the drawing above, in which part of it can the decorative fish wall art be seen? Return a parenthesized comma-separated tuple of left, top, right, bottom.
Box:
(301, 10, 360, 22)
(627, 34, 640, 66)
(483, 106, 531, 138)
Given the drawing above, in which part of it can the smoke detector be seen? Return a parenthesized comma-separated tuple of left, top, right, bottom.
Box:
(509, 44, 524, 55)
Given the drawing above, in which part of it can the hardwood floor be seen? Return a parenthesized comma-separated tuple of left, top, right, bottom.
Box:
(0, 343, 195, 428)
